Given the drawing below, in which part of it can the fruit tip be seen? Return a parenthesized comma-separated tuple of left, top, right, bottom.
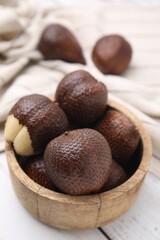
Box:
(79, 55, 86, 65)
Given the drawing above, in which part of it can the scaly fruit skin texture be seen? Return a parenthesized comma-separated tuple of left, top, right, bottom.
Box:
(101, 160, 127, 192)
(55, 70, 108, 125)
(94, 109, 140, 166)
(23, 154, 56, 190)
(38, 24, 86, 64)
(44, 128, 112, 196)
(4, 94, 68, 156)
(92, 34, 132, 75)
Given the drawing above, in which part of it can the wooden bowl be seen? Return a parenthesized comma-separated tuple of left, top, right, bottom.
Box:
(5, 99, 152, 230)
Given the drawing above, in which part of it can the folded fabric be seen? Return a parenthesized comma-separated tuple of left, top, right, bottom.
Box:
(0, 0, 159, 160)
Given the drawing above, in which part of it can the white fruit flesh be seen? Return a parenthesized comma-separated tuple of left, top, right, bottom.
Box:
(14, 126, 34, 156)
(4, 115, 23, 142)
(4, 114, 34, 156)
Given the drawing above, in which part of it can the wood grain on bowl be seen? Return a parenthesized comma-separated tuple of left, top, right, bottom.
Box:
(5, 99, 152, 230)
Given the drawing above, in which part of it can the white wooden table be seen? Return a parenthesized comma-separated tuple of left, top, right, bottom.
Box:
(0, 1, 160, 239)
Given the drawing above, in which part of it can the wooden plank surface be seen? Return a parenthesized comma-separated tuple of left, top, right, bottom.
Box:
(102, 172, 160, 240)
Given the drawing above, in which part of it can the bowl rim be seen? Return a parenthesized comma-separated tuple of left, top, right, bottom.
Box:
(5, 99, 152, 204)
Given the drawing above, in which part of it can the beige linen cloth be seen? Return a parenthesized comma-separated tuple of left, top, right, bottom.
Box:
(0, 0, 159, 161)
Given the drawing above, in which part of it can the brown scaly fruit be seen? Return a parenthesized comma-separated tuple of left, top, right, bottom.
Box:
(23, 154, 56, 191)
(55, 70, 108, 125)
(4, 94, 68, 156)
(92, 34, 132, 75)
(101, 160, 127, 192)
(44, 128, 112, 196)
(38, 24, 86, 64)
(94, 109, 140, 166)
